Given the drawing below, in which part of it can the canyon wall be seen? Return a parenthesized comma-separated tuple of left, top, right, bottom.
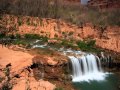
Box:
(88, 0, 120, 9)
(1, 15, 120, 52)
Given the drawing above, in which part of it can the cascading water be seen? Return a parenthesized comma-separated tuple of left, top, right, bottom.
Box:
(68, 54, 107, 82)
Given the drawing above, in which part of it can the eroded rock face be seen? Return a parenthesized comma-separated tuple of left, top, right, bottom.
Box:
(18, 19, 120, 53)
(13, 78, 55, 90)
(32, 55, 67, 66)
(1, 15, 120, 52)
(0, 46, 56, 90)
(0, 45, 33, 72)
(32, 55, 69, 81)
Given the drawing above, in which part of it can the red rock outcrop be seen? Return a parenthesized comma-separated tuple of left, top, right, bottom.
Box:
(88, 0, 120, 9)
(0, 45, 56, 90)
(0, 15, 120, 52)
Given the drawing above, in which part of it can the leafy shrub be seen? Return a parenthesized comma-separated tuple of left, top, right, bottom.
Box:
(87, 39, 96, 47)
(61, 39, 74, 48)
(1, 82, 12, 90)
(54, 87, 64, 90)
(0, 77, 4, 83)
(7, 34, 15, 39)
(24, 34, 41, 39)
(15, 34, 21, 39)
(41, 36, 48, 42)
(68, 31, 74, 36)
(18, 20, 22, 26)
(77, 39, 100, 53)
(13, 40, 27, 45)
(26, 18, 30, 25)
(0, 33, 6, 38)
(62, 32, 65, 35)
(54, 34, 58, 38)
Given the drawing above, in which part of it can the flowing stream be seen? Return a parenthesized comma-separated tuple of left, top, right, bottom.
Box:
(31, 40, 120, 90)
(67, 51, 120, 90)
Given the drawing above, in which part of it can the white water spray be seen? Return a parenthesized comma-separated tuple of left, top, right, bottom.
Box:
(69, 54, 108, 82)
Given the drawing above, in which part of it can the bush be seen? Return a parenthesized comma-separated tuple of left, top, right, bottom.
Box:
(0, 33, 6, 38)
(13, 40, 27, 45)
(41, 36, 48, 42)
(61, 39, 74, 48)
(24, 34, 41, 39)
(54, 87, 64, 90)
(77, 40, 88, 51)
(7, 34, 15, 39)
(77, 39, 100, 53)
(15, 34, 21, 39)
(0, 77, 4, 83)
(1, 82, 12, 90)
(87, 39, 96, 47)
(68, 31, 74, 36)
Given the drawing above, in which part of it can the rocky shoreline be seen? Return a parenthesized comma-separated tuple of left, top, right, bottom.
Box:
(0, 45, 75, 90)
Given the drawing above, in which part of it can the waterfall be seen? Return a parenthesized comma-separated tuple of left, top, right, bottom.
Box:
(69, 54, 107, 82)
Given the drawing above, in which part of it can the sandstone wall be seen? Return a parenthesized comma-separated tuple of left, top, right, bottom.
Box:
(1, 15, 120, 52)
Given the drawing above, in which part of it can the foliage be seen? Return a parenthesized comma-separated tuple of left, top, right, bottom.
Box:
(0, 0, 119, 26)
(2, 83, 12, 90)
(18, 19, 22, 26)
(61, 39, 74, 48)
(7, 34, 15, 39)
(77, 39, 101, 53)
(2, 64, 13, 90)
(24, 34, 48, 42)
(54, 87, 64, 90)
(62, 32, 65, 35)
(86, 39, 96, 47)
(13, 39, 27, 46)
(26, 18, 30, 25)
(24, 34, 41, 39)
(15, 34, 21, 39)
(0, 77, 4, 83)
(54, 34, 58, 38)
(0, 33, 6, 38)
(68, 31, 74, 36)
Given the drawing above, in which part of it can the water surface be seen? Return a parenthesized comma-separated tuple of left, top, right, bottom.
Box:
(73, 74, 120, 90)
